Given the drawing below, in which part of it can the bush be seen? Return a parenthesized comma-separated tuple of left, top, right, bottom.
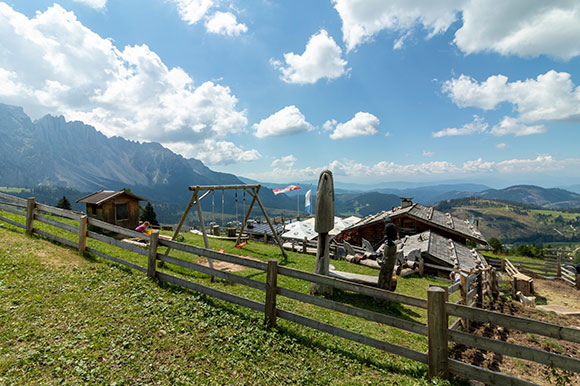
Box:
(56, 196, 71, 210)
(488, 237, 504, 254)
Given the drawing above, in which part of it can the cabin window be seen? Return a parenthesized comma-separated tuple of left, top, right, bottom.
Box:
(91, 205, 97, 215)
(115, 203, 129, 221)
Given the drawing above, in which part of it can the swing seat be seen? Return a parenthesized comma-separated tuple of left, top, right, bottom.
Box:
(219, 249, 225, 253)
(236, 241, 247, 248)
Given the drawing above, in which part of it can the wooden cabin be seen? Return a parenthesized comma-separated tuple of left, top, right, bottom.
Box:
(339, 198, 488, 249)
(77, 190, 146, 230)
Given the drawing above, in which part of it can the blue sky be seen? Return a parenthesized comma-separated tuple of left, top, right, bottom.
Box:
(1, 1, 580, 188)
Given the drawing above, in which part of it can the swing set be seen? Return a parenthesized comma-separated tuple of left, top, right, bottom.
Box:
(166, 185, 288, 268)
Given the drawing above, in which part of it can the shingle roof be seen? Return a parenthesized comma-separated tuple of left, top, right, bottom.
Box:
(343, 202, 487, 245)
(76, 190, 146, 205)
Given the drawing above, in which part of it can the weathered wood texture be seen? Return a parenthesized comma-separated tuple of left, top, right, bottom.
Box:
(276, 308, 428, 364)
(265, 259, 278, 327)
(34, 228, 78, 249)
(0, 204, 26, 216)
(85, 247, 146, 273)
(0, 191, 27, 204)
(36, 202, 81, 221)
(0, 214, 26, 229)
(147, 231, 159, 279)
(78, 215, 87, 255)
(87, 217, 150, 240)
(87, 230, 148, 256)
(26, 198, 35, 234)
(427, 287, 448, 379)
(34, 213, 79, 234)
(449, 359, 538, 386)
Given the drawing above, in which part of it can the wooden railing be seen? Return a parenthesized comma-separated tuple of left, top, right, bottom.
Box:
(1, 192, 580, 385)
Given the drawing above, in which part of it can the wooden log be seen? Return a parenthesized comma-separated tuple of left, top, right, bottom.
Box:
(35, 202, 81, 221)
(278, 287, 428, 336)
(156, 272, 265, 313)
(86, 230, 148, 256)
(577, 274, 580, 290)
(158, 254, 266, 291)
(302, 237, 307, 253)
(418, 258, 425, 276)
(33, 228, 78, 249)
(449, 330, 580, 373)
(446, 302, 580, 343)
(557, 255, 562, 277)
(78, 215, 87, 255)
(449, 359, 537, 386)
(86, 246, 146, 273)
(158, 238, 268, 271)
(87, 217, 150, 240)
(0, 214, 26, 229)
(476, 271, 483, 308)
(276, 308, 428, 364)
(189, 184, 261, 191)
(0, 203, 26, 215)
(265, 259, 278, 327)
(147, 231, 159, 279)
(448, 281, 461, 294)
(25, 197, 35, 235)
(34, 214, 79, 234)
(277, 265, 427, 309)
(0, 191, 27, 204)
(427, 287, 449, 379)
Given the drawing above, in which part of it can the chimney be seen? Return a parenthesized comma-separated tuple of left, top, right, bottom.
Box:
(400, 196, 413, 208)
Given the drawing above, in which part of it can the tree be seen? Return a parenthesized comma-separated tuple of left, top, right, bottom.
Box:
(140, 202, 159, 225)
(488, 237, 504, 254)
(56, 196, 72, 210)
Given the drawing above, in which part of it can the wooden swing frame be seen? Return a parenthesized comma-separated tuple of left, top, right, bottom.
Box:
(164, 185, 288, 270)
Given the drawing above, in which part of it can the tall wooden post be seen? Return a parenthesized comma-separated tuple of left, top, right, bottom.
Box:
(427, 287, 449, 379)
(557, 255, 562, 277)
(78, 215, 88, 255)
(25, 197, 35, 235)
(460, 274, 470, 330)
(147, 230, 160, 279)
(476, 271, 483, 308)
(576, 273, 580, 290)
(302, 237, 307, 254)
(265, 259, 278, 328)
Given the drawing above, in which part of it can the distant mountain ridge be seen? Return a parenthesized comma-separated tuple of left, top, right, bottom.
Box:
(0, 103, 294, 215)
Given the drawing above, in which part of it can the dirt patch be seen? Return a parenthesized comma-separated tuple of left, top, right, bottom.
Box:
(449, 300, 580, 385)
(194, 255, 261, 272)
(533, 278, 579, 308)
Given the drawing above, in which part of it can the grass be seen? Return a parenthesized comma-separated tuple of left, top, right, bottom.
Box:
(0, 208, 466, 385)
(0, 187, 31, 194)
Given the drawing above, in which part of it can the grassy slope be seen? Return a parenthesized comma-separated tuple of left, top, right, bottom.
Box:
(0, 212, 462, 385)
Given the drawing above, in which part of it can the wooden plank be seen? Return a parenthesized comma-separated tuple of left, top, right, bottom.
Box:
(158, 254, 266, 291)
(26, 198, 35, 235)
(276, 309, 428, 364)
(158, 238, 268, 271)
(78, 215, 87, 255)
(277, 287, 428, 336)
(87, 230, 148, 256)
(0, 214, 26, 229)
(189, 184, 261, 191)
(466, 287, 477, 305)
(0, 200, 26, 209)
(156, 272, 265, 313)
(449, 359, 538, 386)
(0, 191, 27, 204)
(449, 330, 580, 373)
(87, 217, 150, 240)
(34, 213, 79, 234)
(265, 259, 278, 327)
(35, 202, 81, 221)
(424, 262, 454, 272)
(515, 261, 556, 267)
(448, 281, 461, 294)
(427, 287, 448, 379)
(562, 276, 575, 286)
(445, 302, 580, 344)
(34, 228, 78, 249)
(86, 247, 146, 273)
(277, 265, 427, 309)
(449, 318, 462, 331)
(0, 204, 26, 216)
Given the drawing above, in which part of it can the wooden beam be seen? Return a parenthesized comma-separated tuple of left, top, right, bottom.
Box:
(235, 187, 257, 246)
(78, 215, 87, 255)
(249, 186, 288, 260)
(427, 287, 449, 379)
(193, 188, 214, 280)
(189, 184, 261, 191)
(25, 197, 35, 235)
(265, 259, 278, 327)
(147, 230, 159, 279)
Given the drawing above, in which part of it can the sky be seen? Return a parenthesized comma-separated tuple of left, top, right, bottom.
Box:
(1, 1, 580, 188)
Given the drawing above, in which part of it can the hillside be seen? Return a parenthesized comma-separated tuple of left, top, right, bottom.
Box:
(436, 198, 580, 244)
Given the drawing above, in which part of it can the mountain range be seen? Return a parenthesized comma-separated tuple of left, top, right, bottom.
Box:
(1, 103, 580, 225)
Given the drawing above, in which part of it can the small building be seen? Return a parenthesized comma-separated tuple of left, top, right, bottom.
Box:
(339, 197, 488, 248)
(77, 190, 146, 229)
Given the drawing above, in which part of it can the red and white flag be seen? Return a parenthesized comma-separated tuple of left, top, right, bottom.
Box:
(272, 185, 301, 195)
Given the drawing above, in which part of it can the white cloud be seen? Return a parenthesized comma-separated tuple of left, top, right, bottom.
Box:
(329, 112, 380, 140)
(205, 11, 247, 36)
(170, 0, 214, 25)
(271, 155, 296, 168)
(0, 3, 250, 160)
(443, 70, 580, 123)
(332, 0, 580, 59)
(72, 0, 107, 10)
(322, 119, 337, 131)
(490, 117, 546, 137)
(432, 115, 488, 137)
(165, 139, 260, 165)
(423, 151, 435, 157)
(243, 155, 580, 183)
(272, 29, 349, 84)
(496, 143, 508, 149)
(253, 106, 313, 138)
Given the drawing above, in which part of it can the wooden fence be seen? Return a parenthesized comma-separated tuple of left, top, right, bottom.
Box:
(1, 192, 580, 385)
(488, 256, 580, 289)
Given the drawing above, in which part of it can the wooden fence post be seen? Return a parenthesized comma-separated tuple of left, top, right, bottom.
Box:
(459, 274, 469, 330)
(501, 259, 506, 272)
(576, 274, 580, 290)
(427, 286, 449, 379)
(263, 230, 268, 243)
(302, 237, 307, 254)
(557, 255, 562, 277)
(25, 197, 35, 235)
(265, 259, 278, 327)
(147, 231, 160, 279)
(419, 258, 425, 276)
(476, 271, 483, 308)
(78, 215, 87, 255)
